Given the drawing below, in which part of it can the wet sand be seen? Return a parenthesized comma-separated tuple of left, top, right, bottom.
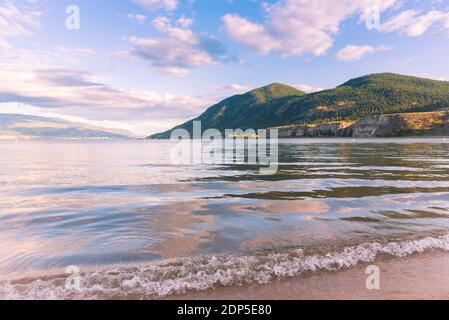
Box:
(171, 251, 449, 300)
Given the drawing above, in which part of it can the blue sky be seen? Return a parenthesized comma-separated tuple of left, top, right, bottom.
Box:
(1, 0, 449, 136)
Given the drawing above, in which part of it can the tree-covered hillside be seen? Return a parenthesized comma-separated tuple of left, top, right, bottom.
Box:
(283, 73, 449, 124)
(149, 73, 449, 139)
(150, 83, 305, 139)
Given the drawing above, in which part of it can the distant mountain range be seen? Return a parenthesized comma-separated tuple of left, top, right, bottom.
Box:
(149, 73, 449, 139)
(0, 114, 133, 140)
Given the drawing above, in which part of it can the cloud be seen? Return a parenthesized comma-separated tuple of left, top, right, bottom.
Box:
(0, 0, 43, 38)
(0, 43, 98, 68)
(127, 14, 148, 23)
(210, 83, 325, 96)
(123, 16, 238, 75)
(34, 68, 105, 87)
(0, 63, 216, 134)
(131, 0, 179, 11)
(294, 84, 324, 93)
(381, 9, 449, 37)
(336, 44, 391, 61)
(222, 14, 280, 55)
(222, 0, 397, 57)
(209, 84, 253, 94)
(0, 38, 11, 49)
(177, 16, 193, 28)
(222, 84, 253, 94)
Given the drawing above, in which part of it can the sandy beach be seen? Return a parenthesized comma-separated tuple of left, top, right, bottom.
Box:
(172, 251, 449, 300)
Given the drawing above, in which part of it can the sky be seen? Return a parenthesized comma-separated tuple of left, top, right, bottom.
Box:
(1, 0, 449, 136)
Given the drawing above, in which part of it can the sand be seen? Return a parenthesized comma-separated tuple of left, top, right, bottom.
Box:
(170, 251, 449, 300)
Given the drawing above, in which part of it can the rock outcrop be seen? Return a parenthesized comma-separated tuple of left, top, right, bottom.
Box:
(277, 123, 352, 138)
(275, 112, 449, 138)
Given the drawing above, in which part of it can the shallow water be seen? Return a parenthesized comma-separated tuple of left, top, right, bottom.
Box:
(1, 139, 449, 299)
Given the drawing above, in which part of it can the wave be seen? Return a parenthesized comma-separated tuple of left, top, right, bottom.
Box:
(2, 234, 449, 300)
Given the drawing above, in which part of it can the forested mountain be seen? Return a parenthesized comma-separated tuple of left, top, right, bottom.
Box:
(149, 73, 449, 139)
(150, 83, 305, 139)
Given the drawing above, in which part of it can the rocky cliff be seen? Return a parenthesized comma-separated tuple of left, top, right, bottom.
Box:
(276, 112, 449, 138)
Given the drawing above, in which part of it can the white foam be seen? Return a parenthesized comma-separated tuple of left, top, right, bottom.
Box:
(2, 234, 449, 300)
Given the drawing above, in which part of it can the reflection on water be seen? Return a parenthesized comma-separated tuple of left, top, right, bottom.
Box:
(1, 139, 449, 280)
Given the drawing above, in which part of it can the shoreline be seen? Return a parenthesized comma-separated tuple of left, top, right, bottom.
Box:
(2, 234, 449, 300)
(2, 249, 449, 300)
(1, 136, 448, 142)
(170, 251, 449, 300)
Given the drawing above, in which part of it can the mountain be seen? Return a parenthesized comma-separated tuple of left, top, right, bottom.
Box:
(149, 83, 305, 139)
(0, 114, 133, 140)
(148, 73, 449, 139)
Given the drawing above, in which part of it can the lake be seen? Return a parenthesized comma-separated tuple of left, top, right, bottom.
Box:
(1, 138, 449, 299)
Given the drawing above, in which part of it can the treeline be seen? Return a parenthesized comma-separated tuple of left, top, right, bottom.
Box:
(283, 73, 449, 125)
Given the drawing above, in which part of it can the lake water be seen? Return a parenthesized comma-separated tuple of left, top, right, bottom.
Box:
(1, 139, 449, 299)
